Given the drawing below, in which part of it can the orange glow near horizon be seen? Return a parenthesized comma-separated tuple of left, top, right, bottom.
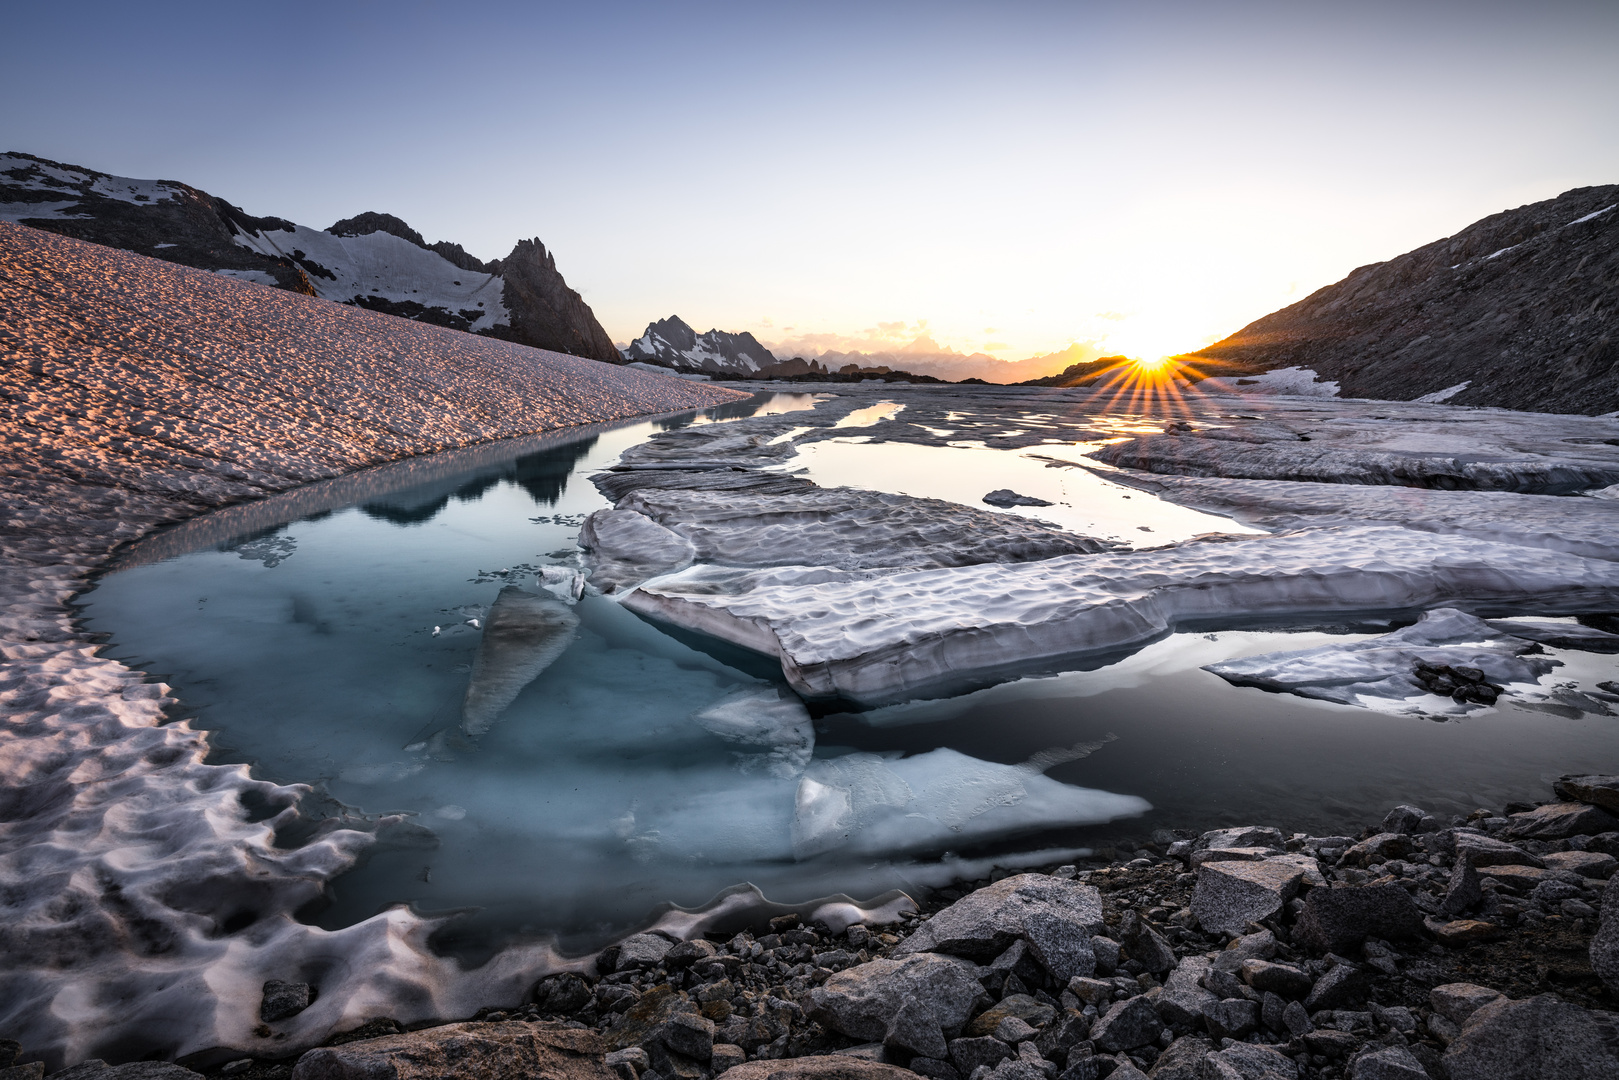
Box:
(1080, 351, 1257, 416)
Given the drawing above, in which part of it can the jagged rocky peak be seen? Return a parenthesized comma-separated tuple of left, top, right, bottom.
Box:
(1195, 184, 1619, 414)
(623, 314, 792, 376)
(495, 238, 621, 362)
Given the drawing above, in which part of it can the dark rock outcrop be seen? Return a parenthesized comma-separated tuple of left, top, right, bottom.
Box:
(1193, 184, 1619, 414)
(495, 238, 620, 361)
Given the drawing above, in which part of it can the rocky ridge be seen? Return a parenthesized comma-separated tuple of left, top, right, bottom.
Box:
(29, 773, 1617, 1080)
(1190, 185, 1619, 415)
(0, 152, 619, 360)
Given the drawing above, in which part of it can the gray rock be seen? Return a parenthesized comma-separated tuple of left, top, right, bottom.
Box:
(1259, 992, 1285, 1035)
(1103, 1063, 1149, 1080)
(1201, 968, 1249, 1002)
(1091, 997, 1164, 1053)
(1303, 964, 1371, 1012)
(1156, 958, 1217, 1035)
(809, 953, 988, 1061)
(1530, 878, 1582, 907)
(535, 973, 595, 1014)
(1370, 1005, 1417, 1034)
(47, 1068, 197, 1080)
(665, 940, 719, 968)
(1201, 999, 1258, 1042)
(1091, 937, 1121, 977)
(1452, 831, 1544, 868)
(616, 933, 676, 971)
(1032, 1011, 1091, 1066)
(1342, 833, 1412, 867)
(721, 1057, 919, 1080)
(1189, 848, 1275, 870)
(984, 490, 1053, 508)
(1555, 774, 1619, 814)
(1590, 874, 1619, 992)
(983, 1062, 1050, 1080)
(261, 980, 313, 1023)
(1347, 1046, 1427, 1080)
(711, 1046, 747, 1075)
(1118, 912, 1176, 976)
(1144, 1036, 1212, 1080)
(1543, 850, 1619, 878)
(1282, 1001, 1311, 1037)
(606, 1048, 650, 1080)
(290, 1021, 614, 1080)
(1210, 931, 1277, 972)
(1441, 859, 1483, 916)
(1292, 885, 1426, 954)
(654, 1014, 715, 1062)
(896, 876, 1105, 983)
(1193, 827, 1286, 853)
(1, 1065, 44, 1080)
(1238, 961, 1312, 1000)
(909, 1058, 960, 1080)
(948, 1038, 1012, 1077)
(1190, 861, 1305, 936)
(1428, 983, 1505, 1026)
(1504, 801, 1619, 840)
(1442, 994, 1619, 1080)
(1380, 806, 1431, 836)
(965, 995, 1056, 1038)
(995, 1019, 1038, 1045)
(1198, 1042, 1298, 1079)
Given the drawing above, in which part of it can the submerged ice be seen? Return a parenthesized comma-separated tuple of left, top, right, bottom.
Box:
(461, 585, 580, 735)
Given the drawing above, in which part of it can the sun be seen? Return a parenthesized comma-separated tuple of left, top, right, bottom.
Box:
(1130, 355, 1171, 374)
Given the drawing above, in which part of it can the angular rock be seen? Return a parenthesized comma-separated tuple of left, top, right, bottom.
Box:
(1555, 774, 1619, 814)
(1303, 1030, 1360, 1058)
(290, 1022, 614, 1080)
(1103, 1063, 1148, 1080)
(1424, 927, 1473, 962)
(1453, 831, 1544, 867)
(1505, 802, 1619, 840)
(1292, 885, 1426, 954)
(1091, 937, 1122, 977)
(1032, 1011, 1091, 1066)
(1193, 827, 1286, 854)
(1156, 958, 1217, 1035)
(1143, 1035, 1211, 1080)
(1429, 983, 1504, 1026)
(711, 1045, 747, 1075)
(1211, 931, 1278, 972)
(896, 875, 1105, 983)
(1188, 848, 1275, 870)
(606, 1047, 649, 1080)
(966, 996, 1056, 1038)
(608, 986, 695, 1051)
(1592, 874, 1619, 992)
(1342, 833, 1411, 867)
(1190, 860, 1305, 936)
(1238, 961, 1312, 1000)
(1441, 859, 1483, 915)
(1202, 999, 1258, 1042)
(721, 1058, 919, 1080)
(665, 940, 720, 968)
(1303, 964, 1371, 1012)
(261, 980, 313, 1022)
(1347, 1046, 1427, 1080)
(1090, 996, 1164, 1053)
(948, 1037, 1012, 1077)
(1442, 994, 1619, 1080)
(995, 1018, 1038, 1044)
(616, 933, 676, 971)
(42, 1067, 197, 1080)
(1544, 850, 1619, 878)
(983, 1061, 1050, 1080)
(1118, 912, 1176, 976)
(808, 953, 988, 1061)
(653, 1013, 715, 1062)
(1477, 864, 1557, 893)
(1380, 806, 1431, 835)
(535, 973, 595, 1014)
(909, 1059, 960, 1080)
(1199, 1042, 1298, 1079)
(0, 1065, 42, 1080)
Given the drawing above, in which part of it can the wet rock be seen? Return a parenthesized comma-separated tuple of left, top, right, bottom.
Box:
(1201, 999, 1258, 1042)
(721, 1057, 918, 1080)
(535, 973, 595, 1014)
(1292, 885, 1426, 954)
(1303, 964, 1370, 1012)
(948, 1036, 1012, 1076)
(1504, 801, 1619, 840)
(808, 953, 988, 1060)
(1090, 996, 1164, 1053)
(1428, 983, 1504, 1026)
(1553, 774, 1619, 814)
(261, 980, 313, 1022)
(1592, 874, 1619, 992)
(984, 490, 1053, 508)
(1442, 994, 1619, 1080)
(1440, 858, 1483, 915)
(616, 933, 676, 971)
(1346, 1046, 1426, 1080)
(1237, 961, 1311, 1000)
(1118, 912, 1176, 976)
(290, 1021, 613, 1080)
(1142, 1035, 1211, 1080)
(966, 996, 1056, 1038)
(896, 875, 1105, 983)
(1190, 860, 1306, 936)
(1199, 1042, 1298, 1079)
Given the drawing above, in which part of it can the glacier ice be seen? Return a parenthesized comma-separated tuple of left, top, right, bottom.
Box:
(578, 507, 698, 592)
(461, 586, 581, 735)
(1202, 608, 1561, 716)
(690, 686, 815, 778)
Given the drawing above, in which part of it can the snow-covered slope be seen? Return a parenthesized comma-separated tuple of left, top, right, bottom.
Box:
(0, 152, 618, 359)
(623, 314, 787, 375)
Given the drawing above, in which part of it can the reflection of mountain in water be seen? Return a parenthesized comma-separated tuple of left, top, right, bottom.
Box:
(360, 437, 599, 526)
(653, 398, 764, 432)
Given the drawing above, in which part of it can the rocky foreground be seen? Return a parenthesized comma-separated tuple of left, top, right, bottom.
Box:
(11, 773, 1614, 1080)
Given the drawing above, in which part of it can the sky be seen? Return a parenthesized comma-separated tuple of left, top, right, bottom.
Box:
(3, 0, 1617, 366)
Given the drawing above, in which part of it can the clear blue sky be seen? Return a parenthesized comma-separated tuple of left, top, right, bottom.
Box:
(5, 0, 1617, 361)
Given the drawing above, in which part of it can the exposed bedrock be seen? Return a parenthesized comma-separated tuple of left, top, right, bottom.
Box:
(625, 524, 1619, 704)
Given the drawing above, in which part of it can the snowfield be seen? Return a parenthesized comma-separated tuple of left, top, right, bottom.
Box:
(0, 222, 744, 1068)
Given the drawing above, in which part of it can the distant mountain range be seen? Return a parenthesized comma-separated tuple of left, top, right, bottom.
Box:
(1192, 184, 1619, 414)
(621, 315, 820, 377)
(0, 152, 618, 361)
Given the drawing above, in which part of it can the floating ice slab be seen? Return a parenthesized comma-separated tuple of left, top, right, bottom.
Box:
(627, 525, 1619, 704)
(1202, 608, 1558, 716)
(462, 586, 580, 735)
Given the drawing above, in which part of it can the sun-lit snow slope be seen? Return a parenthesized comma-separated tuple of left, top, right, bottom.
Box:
(230, 222, 509, 332)
(0, 222, 745, 1067)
